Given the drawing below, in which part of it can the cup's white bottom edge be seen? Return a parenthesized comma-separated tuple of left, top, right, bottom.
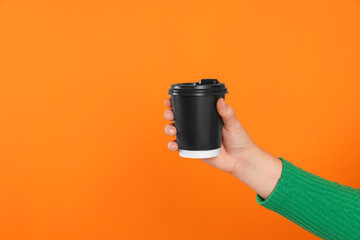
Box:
(179, 148, 220, 159)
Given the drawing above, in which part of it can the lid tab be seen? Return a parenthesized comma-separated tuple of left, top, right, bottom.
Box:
(197, 79, 219, 85)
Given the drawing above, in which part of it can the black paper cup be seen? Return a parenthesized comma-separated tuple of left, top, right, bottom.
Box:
(168, 79, 228, 158)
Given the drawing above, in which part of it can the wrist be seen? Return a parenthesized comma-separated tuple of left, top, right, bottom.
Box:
(230, 144, 263, 179)
(231, 145, 283, 199)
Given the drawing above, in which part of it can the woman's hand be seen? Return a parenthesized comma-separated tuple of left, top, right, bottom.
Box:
(164, 97, 283, 199)
(164, 97, 256, 174)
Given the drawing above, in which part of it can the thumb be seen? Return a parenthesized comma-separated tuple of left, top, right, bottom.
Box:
(216, 98, 243, 133)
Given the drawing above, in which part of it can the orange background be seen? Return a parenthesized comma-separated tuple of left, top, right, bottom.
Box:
(1, 0, 360, 239)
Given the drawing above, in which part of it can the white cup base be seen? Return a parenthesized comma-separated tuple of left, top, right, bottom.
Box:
(179, 148, 220, 159)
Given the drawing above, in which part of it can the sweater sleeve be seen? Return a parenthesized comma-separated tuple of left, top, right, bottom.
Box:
(257, 157, 360, 240)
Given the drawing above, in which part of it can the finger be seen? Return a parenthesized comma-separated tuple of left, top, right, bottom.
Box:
(216, 98, 243, 133)
(164, 98, 172, 108)
(168, 140, 178, 151)
(164, 109, 174, 121)
(164, 123, 177, 136)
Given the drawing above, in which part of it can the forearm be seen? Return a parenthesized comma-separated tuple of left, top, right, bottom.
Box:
(234, 151, 360, 239)
(231, 146, 283, 200)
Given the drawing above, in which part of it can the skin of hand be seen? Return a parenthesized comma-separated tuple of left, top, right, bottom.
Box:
(164, 97, 283, 199)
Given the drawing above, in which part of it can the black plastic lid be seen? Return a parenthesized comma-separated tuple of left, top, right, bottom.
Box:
(168, 79, 228, 96)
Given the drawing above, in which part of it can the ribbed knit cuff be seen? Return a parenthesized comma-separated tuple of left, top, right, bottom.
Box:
(256, 157, 360, 240)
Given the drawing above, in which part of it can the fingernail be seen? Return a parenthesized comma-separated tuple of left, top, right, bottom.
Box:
(167, 112, 171, 119)
(169, 128, 175, 135)
(220, 98, 227, 109)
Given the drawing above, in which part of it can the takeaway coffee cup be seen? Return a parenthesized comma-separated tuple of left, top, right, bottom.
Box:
(168, 79, 228, 158)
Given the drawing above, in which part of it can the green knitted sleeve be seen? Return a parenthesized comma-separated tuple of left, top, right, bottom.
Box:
(257, 157, 360, 240)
